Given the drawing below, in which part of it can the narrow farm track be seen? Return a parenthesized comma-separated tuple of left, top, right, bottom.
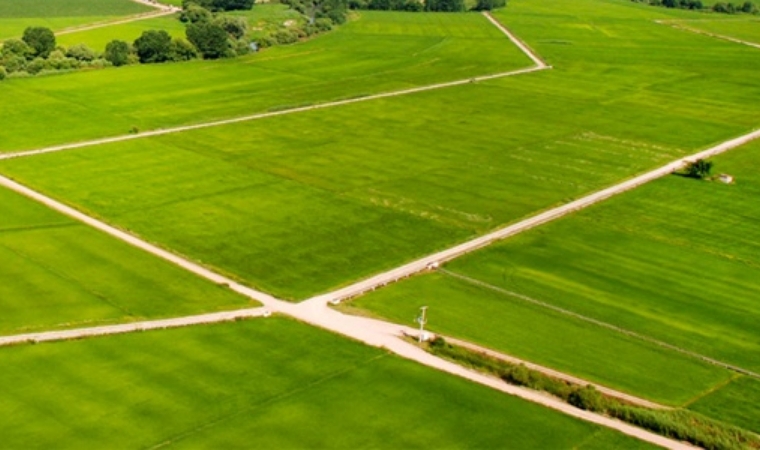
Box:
(0, 12, 549, 161)
(658, 19, 760, 49)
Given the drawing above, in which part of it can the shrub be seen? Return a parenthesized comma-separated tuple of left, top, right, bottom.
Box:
(567, 385, 605, 412)
(66, 43, 96, 62)
(105, 40, 132, 67)
(134, 30, 173, 63)
(0, 66, 6, 81)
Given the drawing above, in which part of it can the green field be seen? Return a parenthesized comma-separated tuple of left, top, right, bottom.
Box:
(2, 0, 760, 300)
(688, 376, 760, 434)
(0, 11, 530, 152)
(0, 317, 655, 449)
(56, 15, 185, 51)
(0, 186, 251, 334)
(670, 17, 760, 43)
(0, 0, 151, 40)
(347, 138, 760, 424)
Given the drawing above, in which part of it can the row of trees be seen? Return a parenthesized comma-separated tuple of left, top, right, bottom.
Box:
(353, 0, 505, 13)
(0, 27, 114, 80)
(635, 0, 757, 14)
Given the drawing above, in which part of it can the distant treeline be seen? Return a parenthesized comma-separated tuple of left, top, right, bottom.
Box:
(349, 0, 506, 12)
(633, 0, 758, 14)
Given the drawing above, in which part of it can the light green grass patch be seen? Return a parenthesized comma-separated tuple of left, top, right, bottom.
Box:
(56, 15, 185, 51)
(0, 0, 151, 39)
(0, 186, 251, 334)
(0, 317, 657, 449)
(669, 17, 760, 44)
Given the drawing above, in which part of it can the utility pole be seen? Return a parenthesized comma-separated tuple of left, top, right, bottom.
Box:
(416, 306, 428, 343)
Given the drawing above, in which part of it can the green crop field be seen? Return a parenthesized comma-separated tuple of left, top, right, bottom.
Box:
(0, 318, 655, 449)
(0, 0, 151, 40)
(347, 139, 760, 425)
(0, 11, 530, 152)
(56, 15, 185, 51)
(0, 186, 251, 334)
(670, 17, 760, 43)
(2, 0, 760, 300)
(688, 376, 760, 434)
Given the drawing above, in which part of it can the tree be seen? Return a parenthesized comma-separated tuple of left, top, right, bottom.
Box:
(424, 0, 465, 12)
(684, 159, 713, 179)
(22, 27, 56, 58)
(742, 1, 756, 12)
(472, 0, 506, 11)
(133, 30, 173, 63)
(180, 3, 214, 22)
(183, 0, 254, 11)
(186, 21, 231, 59)
(169, 38, 199, 61)
(104, 40, 131, 66)
(283, 0, 348, 24)
(215, 16, 249, 40)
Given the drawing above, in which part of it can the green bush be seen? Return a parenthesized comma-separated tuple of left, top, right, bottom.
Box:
(0, 66, 6, 81)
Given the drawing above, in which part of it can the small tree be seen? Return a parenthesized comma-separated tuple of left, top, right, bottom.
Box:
(186, 21, 231, 59)
(22, 27, 56, 58)
(134, 30, 173, 63)
(104, 40, 132, 66)
(684, 159, 713, 179)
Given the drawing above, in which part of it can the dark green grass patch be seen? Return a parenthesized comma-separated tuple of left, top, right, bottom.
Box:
(0, 317, 656, 449)
(0, 187, 251, 334)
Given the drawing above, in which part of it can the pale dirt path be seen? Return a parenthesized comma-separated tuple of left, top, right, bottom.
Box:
(0, 12, 549, 161)
(658, 19, 760, 49)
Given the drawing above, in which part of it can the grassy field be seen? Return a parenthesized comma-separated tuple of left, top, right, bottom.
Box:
(688, 376, 760, 434)
(0, 85, 692, 300)
(0, 186, 251, 334)
(0, 11, 530, 152)
(56, 15, 185, 51)
(347, 138, 760, 425)
(0, 317, 655, 449)
(2, 0, 760, 300)
(0, 0, 151, 40)
(669, 17, 760, 43)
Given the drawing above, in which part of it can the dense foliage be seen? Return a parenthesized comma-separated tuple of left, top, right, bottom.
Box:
(633, 0, 758, 14)
(182, 0, 255, 12)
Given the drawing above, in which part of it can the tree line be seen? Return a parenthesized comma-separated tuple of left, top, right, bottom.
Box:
(351, 0, 505, 12)
(633, 0, 758, 14)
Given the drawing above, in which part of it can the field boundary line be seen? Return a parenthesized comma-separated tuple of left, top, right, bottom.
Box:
(439, 268, 760, 380)
(657, 19, 760, 49)
(304, 127, 760, 307)
(426, 333, 668, 409)
(0, 307, 269, 346)
(0, 12, 549, 161)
